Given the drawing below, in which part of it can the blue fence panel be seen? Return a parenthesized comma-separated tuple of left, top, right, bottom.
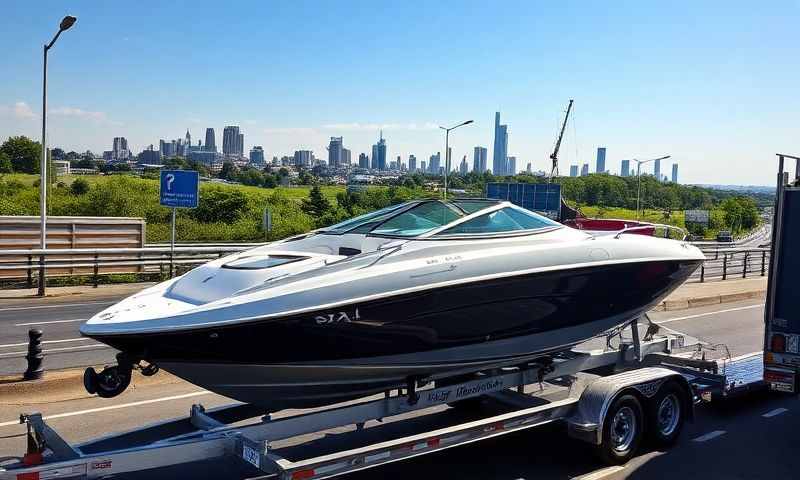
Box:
(486, 183, 561, 218)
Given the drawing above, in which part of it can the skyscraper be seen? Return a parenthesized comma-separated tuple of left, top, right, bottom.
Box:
(238, 133, 244, 157)
(570, 165, 578, 177)
(342, 148, 351, 165)
(358, 153, 369, 169)
(421, 160, 427, 172)
(328, 137, 343, 167)
(492, 112, 508, 175)
(223, 126, 242, 156)
(204, 128, 216, 152)
(507, 156, 516, 175)
(371, 131, 387, 170)
(459, 155, 468, 175)
(581, 163, 589, 176)
(112, 137, 129, 161)
(654, 158, 661, 181)
(249, 146, 265, 165)
(620, 160, 630, 177)
(671, 164, 678, 183)
(473, 146, 487, 172)
(596, 147, 606, 173)
(293, 150, 312, 166)
(526, 163, 532, 173)
(185, 129, 191, 148)
(429, 152, 440, 173)
(408, 154, 417, 172)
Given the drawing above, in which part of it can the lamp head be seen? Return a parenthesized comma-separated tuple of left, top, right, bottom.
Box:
(59, 16, 77, 31)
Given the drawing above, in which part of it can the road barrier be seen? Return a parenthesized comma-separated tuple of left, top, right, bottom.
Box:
(694, 247, 771, 282)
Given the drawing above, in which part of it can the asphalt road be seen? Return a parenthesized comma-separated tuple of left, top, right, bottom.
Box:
(1, 298, 783, 479)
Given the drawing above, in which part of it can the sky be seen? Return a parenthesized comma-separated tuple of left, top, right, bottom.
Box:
(1, 0, 798, 185)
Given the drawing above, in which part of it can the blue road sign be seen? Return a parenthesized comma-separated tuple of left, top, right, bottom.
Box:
(160, 170, 199, 208)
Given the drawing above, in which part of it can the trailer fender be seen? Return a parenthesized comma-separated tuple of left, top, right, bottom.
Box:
(567, 367, 693, 445)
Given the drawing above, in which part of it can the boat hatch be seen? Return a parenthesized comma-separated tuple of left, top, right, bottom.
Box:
(221, 255, 309, 270)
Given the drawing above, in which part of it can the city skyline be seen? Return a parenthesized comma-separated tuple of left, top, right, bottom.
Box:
(1, 2, 797, 184)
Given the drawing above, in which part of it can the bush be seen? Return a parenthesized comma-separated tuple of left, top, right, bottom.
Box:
(70, 177, 90, 195)
(192, 187, 248, 224)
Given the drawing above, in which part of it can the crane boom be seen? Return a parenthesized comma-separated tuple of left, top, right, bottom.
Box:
(549, 99, 573, 179)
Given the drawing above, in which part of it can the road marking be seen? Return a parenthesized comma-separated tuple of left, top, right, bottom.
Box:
(14, 318, 87, 326)
(0, 343, 110, 358)
(572, 466, 625, 480)
(0, 337, 93, 349)
(762, 407, 789, 418)
(654, 304, 762, 325)
(0, 301, 114, 312)
(692, 430, 726, 442)
(0, 391, 211, 428)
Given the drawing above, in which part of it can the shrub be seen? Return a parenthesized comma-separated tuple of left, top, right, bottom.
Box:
(70, 177, 90, 195)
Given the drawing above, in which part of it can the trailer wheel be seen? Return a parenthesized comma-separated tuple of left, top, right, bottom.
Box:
(596, 394, 644, 465)
(93, 365, 132, 398)
(646, 381, 686, 447)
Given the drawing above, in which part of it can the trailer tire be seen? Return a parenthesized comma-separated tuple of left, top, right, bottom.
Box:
(646, 381, 686, 447)
(596, 394, 644, 465)
(94, 365, 132, 398)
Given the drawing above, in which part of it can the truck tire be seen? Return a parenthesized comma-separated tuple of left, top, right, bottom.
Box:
(646, 381, 686, 447)
(596, 394, 644, 465)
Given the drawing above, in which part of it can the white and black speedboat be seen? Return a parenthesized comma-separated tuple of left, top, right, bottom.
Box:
(80, 199, 704, 409)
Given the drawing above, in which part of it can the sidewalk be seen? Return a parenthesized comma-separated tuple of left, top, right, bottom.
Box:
(0, 282, 156, 303)
(656, 277, 767, 311)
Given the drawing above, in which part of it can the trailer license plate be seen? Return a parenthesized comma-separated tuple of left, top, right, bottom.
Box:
(243, 445, 260, 468)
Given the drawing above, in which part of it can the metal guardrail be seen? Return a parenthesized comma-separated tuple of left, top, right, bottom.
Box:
(692, 247, 771, 283)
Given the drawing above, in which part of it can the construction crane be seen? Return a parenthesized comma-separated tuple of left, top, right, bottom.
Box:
(549, 99, 573, 180)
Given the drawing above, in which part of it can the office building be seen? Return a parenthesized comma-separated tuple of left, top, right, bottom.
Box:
(507, 156, 516, 175)
(112, 137, 129, 161)
(327, 137, 343, 167)
(188, 149, 222, 166)
(459, 156, 468, 175)
(137, 147, 161, 165)
(492, 112, 508, 175)
(342, 148, 351, 166)
(408, 154, 417, 172)
(185, 130, 191, 149)
(473, 146, 487, 173)
(569, 165, 578, 177)
(654, 160, 662, 181)
(671, 164, 678, 183)
(249, 146, 265, 165)
(581, 163, 589, 176)
(526, 163, 532, 173)
(238, 133, 244, 157)
(596, 147, 606, 173)
(223, 126, 242, 157)
(358, 153, 369, 169)
(620, 159, 630, 177)
(204, 128, 216, 152)
(293, 150, 313, 167)
(421, 160, 427, 172)
(371, 131, 387, 170)
(429, 152, 441, 173)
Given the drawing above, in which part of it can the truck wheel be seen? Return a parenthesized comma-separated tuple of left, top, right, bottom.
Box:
(647, 381, 686, 447)
(596, 394, 644, 465)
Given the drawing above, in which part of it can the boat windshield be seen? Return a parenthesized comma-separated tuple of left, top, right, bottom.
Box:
(436, 206, 560, 236)
(322, 202, 410, 234)
(370, 201, 466, 237)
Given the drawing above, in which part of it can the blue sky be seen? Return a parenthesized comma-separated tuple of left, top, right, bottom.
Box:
(1, 0, 797, 184)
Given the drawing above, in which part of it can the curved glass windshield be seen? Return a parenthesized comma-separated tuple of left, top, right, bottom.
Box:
(371, 201, 464, 237)
(322, 202, 410, 234)
(436, 207, 559, 236)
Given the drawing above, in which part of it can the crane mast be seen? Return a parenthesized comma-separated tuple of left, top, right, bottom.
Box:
(549, 99, 574, 180)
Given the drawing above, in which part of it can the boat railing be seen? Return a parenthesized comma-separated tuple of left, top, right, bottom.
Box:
(613, 223, 688, 241)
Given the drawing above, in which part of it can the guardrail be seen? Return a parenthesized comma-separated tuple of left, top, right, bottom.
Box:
(0, 246, 255, 291)
(692, 247, 771, 283)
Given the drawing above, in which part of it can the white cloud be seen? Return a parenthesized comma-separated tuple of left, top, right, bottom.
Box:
(322, 122, 438, 131)
(49, 106, 106, 120)
(0, 101, 37, 119)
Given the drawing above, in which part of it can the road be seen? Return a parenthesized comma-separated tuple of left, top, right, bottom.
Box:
(2, 298, 790, 479)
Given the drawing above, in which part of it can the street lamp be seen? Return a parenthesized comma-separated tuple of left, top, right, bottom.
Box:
(439, 120, 473, 200)
(39, 15, 77, 296)
(634, 155, 670, 220)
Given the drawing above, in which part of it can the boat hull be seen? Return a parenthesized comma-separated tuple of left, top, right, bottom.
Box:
(88, 258, 700, 409)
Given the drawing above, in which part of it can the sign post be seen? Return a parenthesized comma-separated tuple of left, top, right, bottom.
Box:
(160, 170, 199, 277)
(263, 207, 272, 241)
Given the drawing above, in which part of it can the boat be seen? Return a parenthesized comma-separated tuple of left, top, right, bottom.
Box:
(80, 198, 704, 410)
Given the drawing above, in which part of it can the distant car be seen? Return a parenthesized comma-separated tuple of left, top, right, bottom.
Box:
(717, 231, 734, 242)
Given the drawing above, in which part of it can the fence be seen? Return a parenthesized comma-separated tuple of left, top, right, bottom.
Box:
(693, 247, 771, 282)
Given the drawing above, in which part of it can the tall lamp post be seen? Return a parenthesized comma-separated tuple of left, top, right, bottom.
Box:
(39, 15, 77, 296)
(439, 120, 473, 200)
(634, 155, 670, 220)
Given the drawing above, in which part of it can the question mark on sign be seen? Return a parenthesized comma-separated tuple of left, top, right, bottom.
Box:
(165, 174, 175, 191)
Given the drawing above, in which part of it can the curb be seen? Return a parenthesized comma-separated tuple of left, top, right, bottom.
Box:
(0, 366, 183, 405)
(652, 289, 766, 312)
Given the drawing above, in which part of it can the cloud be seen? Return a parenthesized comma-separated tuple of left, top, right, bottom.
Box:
(321, 122, 438, 131)
(0, 101, 37, 119)
(49, 106, 106, 120)
(263, 127, 316, 134)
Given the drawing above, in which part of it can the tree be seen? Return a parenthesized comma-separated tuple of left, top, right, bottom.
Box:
(0, 136, 41, 173)
(219, 162, 238, 181)
(192, 188, 248, 224)
(301, 184, 332, 219)
(0, 152, 12, 173)
(70, 177, 90, 195)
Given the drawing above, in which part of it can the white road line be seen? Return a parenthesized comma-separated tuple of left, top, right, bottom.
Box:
(14, 318, 87, 326)
(654, 304, 763, 325)
(762, 407, 789, 418)
(0, 337, 93, 349)
(572, 466, 625, 480)
(0, 391, 211, 428)
(692, 430, 726, 442)
(0, 343, 110, 358)
(0, 301, 114, 312)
